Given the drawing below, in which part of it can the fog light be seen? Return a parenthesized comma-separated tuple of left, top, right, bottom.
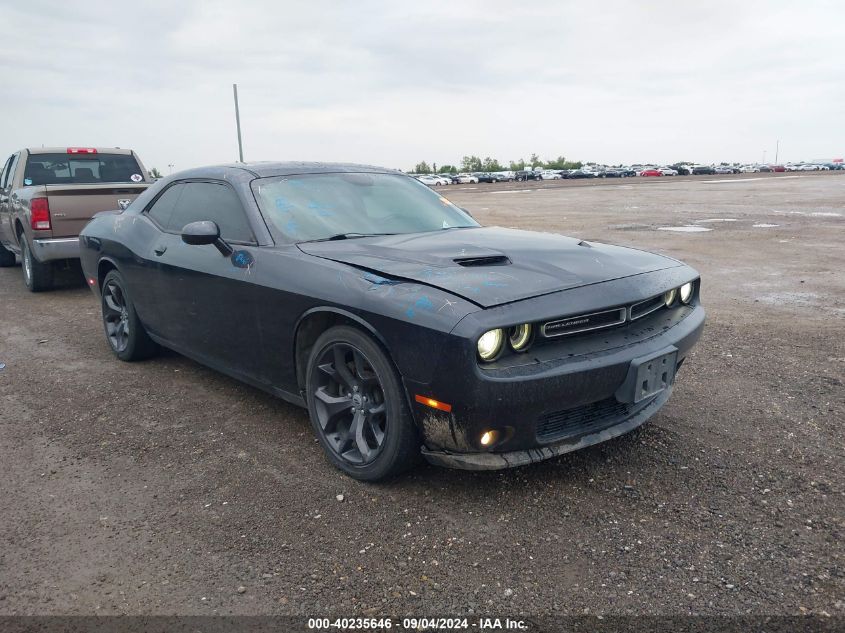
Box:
(480, 429, 499, 447)
(679, 281, 694, 304)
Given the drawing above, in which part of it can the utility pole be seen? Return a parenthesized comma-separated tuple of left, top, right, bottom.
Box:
(774, 139, 779, 165)
(168, 163, 174, 174)
(233, 83, 244, 163)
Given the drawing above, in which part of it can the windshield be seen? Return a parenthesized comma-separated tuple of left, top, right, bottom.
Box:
(252, 172, 479, 242)
(23, 153, 145, 185)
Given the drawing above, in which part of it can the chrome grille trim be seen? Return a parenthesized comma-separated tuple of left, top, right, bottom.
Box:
(540, 291, 677, 340)
(541, 307, 627, 338)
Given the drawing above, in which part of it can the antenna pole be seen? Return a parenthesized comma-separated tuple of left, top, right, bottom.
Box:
(233, 83, 244, 163)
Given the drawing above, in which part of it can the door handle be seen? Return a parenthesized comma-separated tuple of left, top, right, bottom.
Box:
(154, 245, 167, 256)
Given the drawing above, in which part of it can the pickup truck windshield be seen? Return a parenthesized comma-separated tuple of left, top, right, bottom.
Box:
(23, 153, 144, 186)
(252, 173, 478, 242)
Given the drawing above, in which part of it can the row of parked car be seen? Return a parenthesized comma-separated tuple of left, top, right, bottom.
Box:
(415, 161, 844, 185)
(636, 162, 843, 176)
(415, 169, 635, 185)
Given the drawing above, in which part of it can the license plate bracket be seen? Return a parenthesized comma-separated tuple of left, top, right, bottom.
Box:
(615, 346, 678, 404)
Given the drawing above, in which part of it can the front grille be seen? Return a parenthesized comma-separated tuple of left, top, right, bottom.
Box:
(536, 396, 655, 443)
(541, 307, 626, 338)
(630, 295, 665, 320)
(540, 291, 674, 341)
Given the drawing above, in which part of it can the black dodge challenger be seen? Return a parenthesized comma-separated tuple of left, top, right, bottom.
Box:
(79, 162, 705, 480)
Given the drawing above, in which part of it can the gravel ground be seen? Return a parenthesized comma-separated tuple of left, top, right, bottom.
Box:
(0, 172, 842, 618)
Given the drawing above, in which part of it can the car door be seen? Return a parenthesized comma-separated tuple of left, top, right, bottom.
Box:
(145, 180, 263, 376)
(0, 153, 20, 247)
(127, 181, 187, 337)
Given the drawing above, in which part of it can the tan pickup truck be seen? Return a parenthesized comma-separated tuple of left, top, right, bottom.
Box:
(0, 147, 151, 291)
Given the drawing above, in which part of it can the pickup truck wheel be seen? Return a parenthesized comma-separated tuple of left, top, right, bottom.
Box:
(306, 325, 420, 481)
(101, 270, 158, 361)
(0, 243, 15, 267)
(20, 238, 54, 292)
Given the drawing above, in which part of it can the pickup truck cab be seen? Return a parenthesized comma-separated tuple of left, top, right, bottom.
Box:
(0, 147, 151, 291)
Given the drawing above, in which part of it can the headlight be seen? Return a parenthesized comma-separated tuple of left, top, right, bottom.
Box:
(477, 328, 505, 361)
(679, 282, 694, 304)
(663, 288, 678, 307)
(508, 324, 533, 352)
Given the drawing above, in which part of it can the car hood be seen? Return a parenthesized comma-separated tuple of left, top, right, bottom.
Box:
(297, 227, 682, 308)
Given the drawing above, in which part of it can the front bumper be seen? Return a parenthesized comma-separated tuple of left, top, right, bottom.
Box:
(422, 388, 671, 470)
(31, 237, 80, 262)
(411, 304, 705, 470)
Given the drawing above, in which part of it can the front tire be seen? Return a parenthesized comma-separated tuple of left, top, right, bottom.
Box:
(101, 269, 158, 361)
(0, 242, 15, 267)
(306, 326, 420, 481)
(20, 237, 54, 292)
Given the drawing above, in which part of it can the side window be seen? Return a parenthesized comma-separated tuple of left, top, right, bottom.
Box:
(0, 157, 9, 187)
(1, 153, 19, 189)
(145, 183, 184, 229)
(167, 182, 254, 243)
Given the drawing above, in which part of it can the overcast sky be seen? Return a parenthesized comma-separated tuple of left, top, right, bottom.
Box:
(1, 1, 842, 172)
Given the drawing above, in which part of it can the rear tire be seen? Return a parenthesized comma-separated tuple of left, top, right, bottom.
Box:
(101, 269, 159, 361)
(0, 242, 15, 267)
(20, 237, 54, 292)
(306, 326, 420, 481)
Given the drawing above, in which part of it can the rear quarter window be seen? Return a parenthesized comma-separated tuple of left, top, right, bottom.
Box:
(145, 183, 185, 229)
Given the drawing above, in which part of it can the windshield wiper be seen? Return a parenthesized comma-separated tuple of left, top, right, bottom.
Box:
(305, 232, 397, 242)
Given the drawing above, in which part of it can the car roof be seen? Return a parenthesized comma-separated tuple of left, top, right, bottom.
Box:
(170, 161, 404, 181)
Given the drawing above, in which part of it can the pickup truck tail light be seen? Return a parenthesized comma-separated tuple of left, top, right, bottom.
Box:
(67, 147, 97, 154)
(31, 198, 52, 230)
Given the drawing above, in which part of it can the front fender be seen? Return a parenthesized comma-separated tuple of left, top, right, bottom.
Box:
(311, 265, 481, 385)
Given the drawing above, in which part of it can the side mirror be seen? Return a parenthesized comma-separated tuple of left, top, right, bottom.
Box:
(181, 220, 233, 256)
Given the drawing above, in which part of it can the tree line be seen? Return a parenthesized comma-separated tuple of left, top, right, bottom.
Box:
(412, 154, 584, 174)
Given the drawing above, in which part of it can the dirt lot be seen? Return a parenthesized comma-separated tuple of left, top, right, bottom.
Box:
(0, 173, 842, 618)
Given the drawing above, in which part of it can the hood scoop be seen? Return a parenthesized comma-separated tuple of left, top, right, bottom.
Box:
(453, 254, 511, 267)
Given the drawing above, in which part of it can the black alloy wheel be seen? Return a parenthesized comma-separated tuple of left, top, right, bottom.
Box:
(306, 326, 419, 480)
(103, 278, 131, 353)
(312, 342, 387, 465)
(100, 269, 158, 361)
